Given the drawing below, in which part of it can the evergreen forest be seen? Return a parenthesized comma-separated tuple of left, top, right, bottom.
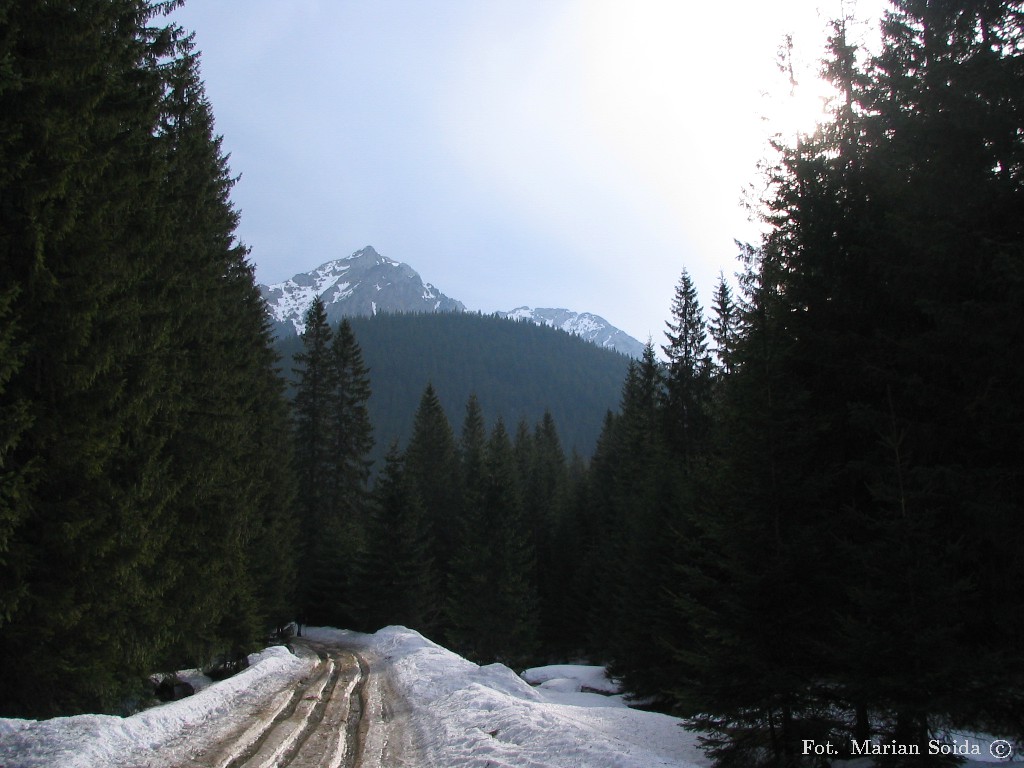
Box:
(2, 3, 1023, 767)
(274, 310, 631, 466)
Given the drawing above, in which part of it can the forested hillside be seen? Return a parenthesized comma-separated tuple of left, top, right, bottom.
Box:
(276, 311, 630, 461)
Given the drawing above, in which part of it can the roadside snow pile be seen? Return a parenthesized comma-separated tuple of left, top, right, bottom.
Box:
(521, 663, 633, 708)
(0, 645, 311, 768)
(522, 663, 619, 694)
(339, 625, 710, 768)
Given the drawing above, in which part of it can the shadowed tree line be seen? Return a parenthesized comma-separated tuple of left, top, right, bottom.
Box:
(561, 2, 1024, 766)
(0, 1, 295, 716)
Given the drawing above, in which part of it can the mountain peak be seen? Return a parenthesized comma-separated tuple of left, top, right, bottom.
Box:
(259, 246, 464, 335)
(347, 245, 392, 264)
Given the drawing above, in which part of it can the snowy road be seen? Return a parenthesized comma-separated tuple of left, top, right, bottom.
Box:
(172, 639, 369, 768)
(0, 627, 709, 768)
(178, 636, 419, 768)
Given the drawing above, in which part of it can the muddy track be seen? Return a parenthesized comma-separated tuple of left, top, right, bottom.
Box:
(353, 648, 415, 768)
(185, 640, 367, 768)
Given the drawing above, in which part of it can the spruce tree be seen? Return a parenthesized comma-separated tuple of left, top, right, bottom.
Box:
(404, 383, 462, 618)
(0, 287, 29, 627)
(574, 409, 621, 653)
(662, 270, 713, 459)
(547, 448, 593, 655)
(355, 444, 435, 632)
(709, 271, 739, 378)
(482, 419, 538, 663)
(0, 1, 298, 714)
(322, 318, 374, 626)
(447, 404, 538, 663)
(446, 394, 493, 655)
(292, 297, 339, 625)
(835, 0, 1024, 742)
(673, 3, 1024, 761)
(600, 344, 686, 704)
(526, 412, 570, 652)
(154, 32, 298, 670)
(0, 0, 184, 715)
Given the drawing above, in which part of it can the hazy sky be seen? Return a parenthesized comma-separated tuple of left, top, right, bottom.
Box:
(170, 0, 888, 344)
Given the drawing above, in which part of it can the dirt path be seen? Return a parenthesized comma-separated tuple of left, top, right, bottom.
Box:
(348, 645, 416, 768)
(165, 636, 411, 768)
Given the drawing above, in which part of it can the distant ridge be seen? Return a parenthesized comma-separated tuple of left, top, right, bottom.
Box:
(498, 307, 646, 359)
(258, 245, 643, 358)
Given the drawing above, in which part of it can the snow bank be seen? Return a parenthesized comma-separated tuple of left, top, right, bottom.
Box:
(0, 645, 311, 768)
(521, 663, 635, 708)
(327, 625, 710, 768)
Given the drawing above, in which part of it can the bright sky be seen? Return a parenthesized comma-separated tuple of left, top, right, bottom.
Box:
(170, 0, 888, 344)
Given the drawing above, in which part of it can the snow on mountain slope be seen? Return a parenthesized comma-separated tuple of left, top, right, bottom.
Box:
(499, 306, 645, 358)
(258, 245, 645, 357)
(259, 246, 465, 335)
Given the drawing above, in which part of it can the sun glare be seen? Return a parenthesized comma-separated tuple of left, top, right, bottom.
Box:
(763, 68, 837, 144)
(579, 1, 846, 157)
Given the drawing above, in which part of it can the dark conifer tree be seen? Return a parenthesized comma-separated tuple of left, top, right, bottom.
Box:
(512, 418, 534, 483)
(355, 444, 435, 632)
(458, 394, 488, 503)
(601, 344, 685, 703)
(547, 448, 593, 655)
(834, 0, 1024, 744)
(292, 298, 340, 625)
(329, 320, 374, 500)
(709, 271, 739, 378)
(662, 270, 713, 459)
(446, 394, 493, 654)
(482, 418, 538, 663)
(0, 287, 29, 627)
(322, 318, 374, 626)
(576, 409, 623, 653)
(404, 383, 462, 617)
(673, 3, 1024, 762)
(524, 412, 570, 651)
(447, 403, 538, 663)
(154, 31, 299, 669)
(0, 0, 185, 714)
(0, 1, 297, 714)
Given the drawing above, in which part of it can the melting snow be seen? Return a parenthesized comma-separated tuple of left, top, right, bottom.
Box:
(0, 646, 311, 768)
(0, 627, 1010, 767)
(310, 626, 711, 768)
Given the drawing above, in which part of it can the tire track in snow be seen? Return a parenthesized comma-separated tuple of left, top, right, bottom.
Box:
(189, 640, 365, 768)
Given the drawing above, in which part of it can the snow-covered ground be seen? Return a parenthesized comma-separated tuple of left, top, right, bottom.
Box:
(0, 626, 1016, 767)
(309, 625, 710, 768)
(0, 645, 314, 768)
(0, 627, 707, 768)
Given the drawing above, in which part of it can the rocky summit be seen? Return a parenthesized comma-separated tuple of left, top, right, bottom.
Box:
(259, 245, 465, 336)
